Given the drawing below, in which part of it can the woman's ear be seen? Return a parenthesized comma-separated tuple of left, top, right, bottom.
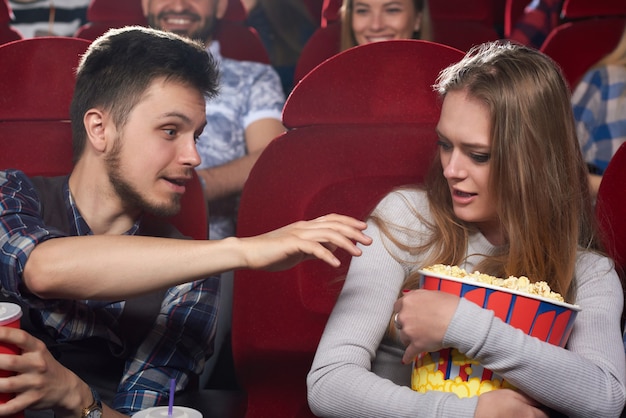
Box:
(83, 108, 108, 153)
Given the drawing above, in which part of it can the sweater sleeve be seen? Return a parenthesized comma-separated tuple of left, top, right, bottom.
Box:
(444, 253, 626, 417)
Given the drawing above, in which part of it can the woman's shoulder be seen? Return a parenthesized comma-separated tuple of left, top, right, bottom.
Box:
(370, 187, 431, 227)
(373, 187, 428, 213)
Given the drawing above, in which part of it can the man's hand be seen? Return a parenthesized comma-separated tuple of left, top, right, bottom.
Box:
(239, 213, 372, 271)
(0, 327, 92, 417)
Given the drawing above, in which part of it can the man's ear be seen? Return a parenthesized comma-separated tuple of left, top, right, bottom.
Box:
(216, 0, 228, 19)
(83, 109, 108, 153)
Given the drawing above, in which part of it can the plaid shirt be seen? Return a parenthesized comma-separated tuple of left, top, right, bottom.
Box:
(572, 65, 626, 174)
(0, 169, 219, 413)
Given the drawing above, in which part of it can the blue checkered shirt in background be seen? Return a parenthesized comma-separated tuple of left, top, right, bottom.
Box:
(572, 65, 626, 175)
(0, 169, 220, 414)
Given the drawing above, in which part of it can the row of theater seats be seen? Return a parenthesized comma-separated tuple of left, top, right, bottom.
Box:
(0, 0, 270, 64)
(2, 0, 626, 90)
(296, 0, 626, 89)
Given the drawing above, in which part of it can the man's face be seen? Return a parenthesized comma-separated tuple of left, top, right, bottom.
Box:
(104, 77, 206, 217)
(142, 0, 222, 43)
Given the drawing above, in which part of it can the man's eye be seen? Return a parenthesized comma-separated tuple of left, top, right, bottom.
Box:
(164, 129, 176, 137)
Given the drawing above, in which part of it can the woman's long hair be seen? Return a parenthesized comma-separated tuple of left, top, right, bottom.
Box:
(339, 0, 432, 51)
(374, 42, 601, 304)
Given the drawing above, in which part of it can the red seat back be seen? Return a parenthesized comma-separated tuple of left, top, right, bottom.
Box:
(320, 0, 341, 26)
(74, 0, 146, 40)
(232, 39, 465, 418)
(430, 0, 500, 51)
(0, 0, 21, 46)
(540, 0, 626, 88)
(504, 0, 530, 38)
(0, 36, 207, 240)
(596, 142, 626, 277)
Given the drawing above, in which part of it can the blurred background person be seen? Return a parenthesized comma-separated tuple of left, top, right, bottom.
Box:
(9, 0, 89, 37)
(340, 0, 432, 51)
(572, 24, 626, 199)
(243, 0, 318, 95)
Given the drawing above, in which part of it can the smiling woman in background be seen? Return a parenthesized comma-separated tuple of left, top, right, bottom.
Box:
(339, 0, 432, 51)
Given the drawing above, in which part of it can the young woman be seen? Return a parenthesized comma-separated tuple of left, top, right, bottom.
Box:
(339, 0, 432, 51)
(308, 41, 626, 417)
(572, 25, 626, 199)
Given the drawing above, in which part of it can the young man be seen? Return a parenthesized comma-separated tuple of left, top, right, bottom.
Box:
(142, 0, 286, 241)
(0, 26, 371, 418)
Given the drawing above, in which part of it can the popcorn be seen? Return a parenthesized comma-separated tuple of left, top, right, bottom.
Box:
(422, 264, 564, 302)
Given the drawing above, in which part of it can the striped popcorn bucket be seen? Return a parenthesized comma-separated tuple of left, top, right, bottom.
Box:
(411, 270, 580, 398)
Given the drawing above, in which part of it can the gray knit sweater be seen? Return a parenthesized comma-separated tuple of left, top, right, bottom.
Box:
(308, 189, 625, 417)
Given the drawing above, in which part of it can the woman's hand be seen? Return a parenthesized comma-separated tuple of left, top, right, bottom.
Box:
(0, 326, 92, 417)
(239, 213, 372, 271)
(393, 289, 460, 364)
(475, 389, 549, 418)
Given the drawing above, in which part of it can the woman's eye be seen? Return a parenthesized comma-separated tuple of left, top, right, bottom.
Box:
(436, 140, 452, 152)
(385, 7, 402, 13)
(470, 153, 491, 163)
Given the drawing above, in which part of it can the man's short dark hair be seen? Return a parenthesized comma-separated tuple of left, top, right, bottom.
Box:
(70, 26, 219, 161)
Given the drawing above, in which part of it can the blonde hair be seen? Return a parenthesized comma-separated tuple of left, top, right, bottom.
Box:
(373, 41, 601, 304)
(339, 0, 432, 51)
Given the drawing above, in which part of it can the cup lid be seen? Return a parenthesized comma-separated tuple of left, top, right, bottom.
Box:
(0, 302, 22, 325)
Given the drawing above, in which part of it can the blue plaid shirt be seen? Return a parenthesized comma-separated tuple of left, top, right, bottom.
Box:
(572, 65, 626, 174)
(0, 169, 220, 414)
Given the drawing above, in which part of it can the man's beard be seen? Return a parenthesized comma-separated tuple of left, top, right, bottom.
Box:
(105, 140, 182, 217)
(148, 11, 217, 44)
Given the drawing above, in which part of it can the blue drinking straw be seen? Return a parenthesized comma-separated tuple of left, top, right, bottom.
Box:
(168, 378, 175, 417)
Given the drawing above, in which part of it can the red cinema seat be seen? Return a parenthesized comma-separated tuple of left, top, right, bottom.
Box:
(596, 142, 626, 278)
(232, 39, 465, 418)
(430, 0, 501, 51)
(0, 0, 22, 46)
(540, 0, 626, 89)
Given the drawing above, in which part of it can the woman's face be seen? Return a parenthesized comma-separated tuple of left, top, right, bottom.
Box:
(351, 0, 422, 45)
(436, 89, 502, 244)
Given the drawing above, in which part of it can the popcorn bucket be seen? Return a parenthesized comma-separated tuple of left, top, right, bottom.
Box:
(411, 269, 580, 398)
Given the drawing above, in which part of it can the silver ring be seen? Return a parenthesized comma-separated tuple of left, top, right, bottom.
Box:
(393, 313, 402, 330)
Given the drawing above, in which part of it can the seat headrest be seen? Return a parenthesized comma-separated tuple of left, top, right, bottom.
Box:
(0, 37, 91, 120)
(283, 39, 465, 128)
(562, 0, 626, 20)
(87, 0, 145, 23)
(1, 0, 14, 24)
